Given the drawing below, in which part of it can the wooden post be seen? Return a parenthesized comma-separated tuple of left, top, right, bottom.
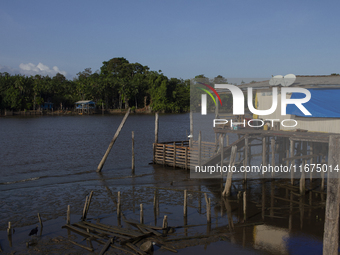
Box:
(243, 191, 247, 222)
(189, 111, 193, 148)
(321, 154, 326, 191)
(226, 135, 229, 146)
(117, 191, 121, 218)
(67, 205, 71, 225)
(140, 204, 144, 224)
(173, 142, 176, 168)
(262, 137, 266, 170)
(271, 138, 275, 177)
(286, 138, 290, 167)
(82, 196, 88, 220)
(220, 135, 224, 169)
(215, 95, 219, 119)
(162, 215, 168, 235)
(97, 109, 131, 172)
(290, 140, 294, 185)
(323, 135, 340, 255)
(244, 136, 248, 181)
(266, 137, 270, 165)
(132, 131, 135, 173)
(205, 193, 211, 223)
(300, 142, 307, 194)
(163, 144, 166, 166)
(83, 191, 93, 220)
(38, 212, 43, 230)
(198, 131, 202, 166)
(7, 222, 11, 236)
(262, 181, 265, 220)
(222, 145, 237, 197)
(184, 190, 187, 217)
(184, 147, 188, 169)
(155, 112, 159, 144)
(310, 142, 314, 183)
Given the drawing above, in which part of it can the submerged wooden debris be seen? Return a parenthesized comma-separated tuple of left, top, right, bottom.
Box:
(62, 218, 178, 254)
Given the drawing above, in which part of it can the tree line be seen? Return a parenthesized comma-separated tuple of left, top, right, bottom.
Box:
(0, 57, 234, 113)
(0, 57, 192, 113)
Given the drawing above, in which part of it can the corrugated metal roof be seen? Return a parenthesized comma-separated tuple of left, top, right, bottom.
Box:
(75, 100, 95, 104)
(238, 75, 340, 89)
(214, 75, 340, 93)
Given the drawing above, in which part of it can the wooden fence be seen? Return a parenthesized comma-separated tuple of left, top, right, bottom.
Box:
(153, 140, 217, 169)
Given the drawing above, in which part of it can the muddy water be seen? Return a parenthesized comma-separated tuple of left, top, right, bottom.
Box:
(0, 114, 327, 254)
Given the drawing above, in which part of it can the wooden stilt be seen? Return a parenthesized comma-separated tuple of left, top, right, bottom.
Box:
(132, 131, 135, 173)
(198, 131, 202, 166)
(300, 142, 307, 194)
(243, 191, 247, 222)
(67, 205, 71, 225)
(323, 135, 340, 255)
(271, 138, 275, 178)
(140, 204, 143, 224)
(155, 112, 159, 144)
(222, 145, 237, 197)
(189, 111, 193, 148)
(173, 142, 176, 168)
(184, 190, 187, 217)
(290, 140, 294, 185)
(262, 137, 266, 171)
(117, 191, 121, 218)
(244, 136, 249, 181)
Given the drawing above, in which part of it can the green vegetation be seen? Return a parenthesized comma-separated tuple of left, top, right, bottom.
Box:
(0, 57, 190, 113)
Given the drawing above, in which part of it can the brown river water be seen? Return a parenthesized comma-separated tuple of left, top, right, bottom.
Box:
(0, 114, 328, 254)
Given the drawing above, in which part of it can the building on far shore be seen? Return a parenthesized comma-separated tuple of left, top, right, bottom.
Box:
(75, 100, 96, 114)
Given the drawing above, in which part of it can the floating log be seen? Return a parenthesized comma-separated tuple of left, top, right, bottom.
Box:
(84, 221, 142, 237)
(98, 238, 114, 255)
(124, 219, 165, 231)
(124, 242, 147, 255)
(97, 108, 131, 172)
(62, 224, 104, 240)
(69, 240, 94, 252)
(74, 222, 129, 240)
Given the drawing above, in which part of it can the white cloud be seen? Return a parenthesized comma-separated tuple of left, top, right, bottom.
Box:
(19, 62, 67, 77)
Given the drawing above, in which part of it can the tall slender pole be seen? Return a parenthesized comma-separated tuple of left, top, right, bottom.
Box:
(323, 135, 340, 255)
(132, 131, 135, 173)
(189, 111, 193, 148)
(97, 109, 131, 172)
(198, 131, 202, 166)
(155, 112, 159, 144)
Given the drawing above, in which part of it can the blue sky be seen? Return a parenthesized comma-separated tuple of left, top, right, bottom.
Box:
(1, 0, 340, 80)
